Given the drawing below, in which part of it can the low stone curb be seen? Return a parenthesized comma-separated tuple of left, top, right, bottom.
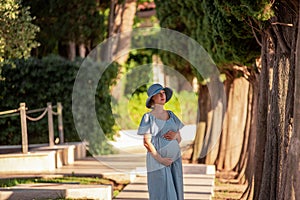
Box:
(0, 183, 112, 200)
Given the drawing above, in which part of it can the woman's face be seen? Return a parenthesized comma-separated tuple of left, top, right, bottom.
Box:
(152, 90, 166, 106)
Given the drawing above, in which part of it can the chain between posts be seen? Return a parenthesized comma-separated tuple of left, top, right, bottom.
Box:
(26, 108, 48, 121)
(0, 102, 64, 153)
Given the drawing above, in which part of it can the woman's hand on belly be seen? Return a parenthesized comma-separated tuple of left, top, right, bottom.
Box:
(158, 157, 173, 166)
(160, 140, 181, 161)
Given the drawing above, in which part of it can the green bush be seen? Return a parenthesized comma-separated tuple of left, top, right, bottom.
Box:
(0, 55, 78, 145)
(72, 57, 119, 155)
(0, 55, 119, 155)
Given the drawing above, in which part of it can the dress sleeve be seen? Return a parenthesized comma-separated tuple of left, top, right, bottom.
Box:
(170, 111, 184, 130)
(137, 113, 151, 135)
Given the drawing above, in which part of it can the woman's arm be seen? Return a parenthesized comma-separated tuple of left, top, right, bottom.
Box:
(175, 131, 182, 143)
(163, 131, 182, 143)
(143, 133, 173, 166)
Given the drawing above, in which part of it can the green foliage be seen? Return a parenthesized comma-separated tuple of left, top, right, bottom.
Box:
(0, 55, 119, 156)
(0, 0, 39, 62)
(114, 92, 150, 130)
(124, 50, 154, 94)
(200, 1, 262, 66)
(172, 90, 198, 124)
(214, 1, 274, 21)
(22, 0, 107, 57)
(137, 0, 154, 3)
(154, 0, 265, 73)
(111, 47, 198, 129)
(73, 58, 119, 155)
(0, 55, 78, 145)
(111, 49, 154, 130)
(125, 50, 154, 71)
(113, 90, 197, 130)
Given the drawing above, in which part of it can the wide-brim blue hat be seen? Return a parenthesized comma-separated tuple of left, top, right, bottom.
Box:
(146, 83, 173, 108)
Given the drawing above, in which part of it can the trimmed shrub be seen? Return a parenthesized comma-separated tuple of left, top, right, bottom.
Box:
(0, 55, 119, 155)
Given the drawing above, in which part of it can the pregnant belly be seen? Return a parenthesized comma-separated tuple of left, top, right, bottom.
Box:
(159, 140, 181, 161)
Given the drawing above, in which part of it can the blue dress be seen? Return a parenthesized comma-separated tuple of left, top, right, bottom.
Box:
(137, 110, 184, 200)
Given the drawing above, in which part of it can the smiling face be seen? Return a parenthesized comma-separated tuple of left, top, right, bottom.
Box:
(151, 90, 166, 106)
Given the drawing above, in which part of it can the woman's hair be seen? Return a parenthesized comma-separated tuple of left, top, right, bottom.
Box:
(149, 98, 155, 108)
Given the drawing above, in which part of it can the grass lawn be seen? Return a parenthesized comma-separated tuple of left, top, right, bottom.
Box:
(0, 176, 129, 198)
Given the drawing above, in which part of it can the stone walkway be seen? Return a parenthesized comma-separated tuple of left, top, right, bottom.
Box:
(54, 156, 216, 200)
(1, 156, 215, 200)
(114, 174, 215, 200)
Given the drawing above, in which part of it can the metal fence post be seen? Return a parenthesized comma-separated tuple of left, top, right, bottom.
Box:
(47, 102, 54, 146)
(57, 102, 64, 144)
(20, 103, 28, 154)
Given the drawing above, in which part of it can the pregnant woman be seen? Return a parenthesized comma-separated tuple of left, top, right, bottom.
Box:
(137, 83, 184, 200)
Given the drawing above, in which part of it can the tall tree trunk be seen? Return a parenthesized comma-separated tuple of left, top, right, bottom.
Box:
(198, 76, 225, 164)
(253, 32, 272, 200)
(78, 43, 86, 58)
(217, 77, 249, 173)
(203, 75, 255, 184)
(58, 41, 76, 61)
(111, 0, 137, 64)
(191, 84, 210, 163)
(291, 6, 300, 198)
(67, 41, 76, 61)
(283, 4, 300, 199)
(191, 70, 257, 186)
(254, 2, 298, 199)
(241, 74, 259, 199)
(109, 0, 137, 100)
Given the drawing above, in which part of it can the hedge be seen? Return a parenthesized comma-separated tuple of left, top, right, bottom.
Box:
(0, 55, 119, 155)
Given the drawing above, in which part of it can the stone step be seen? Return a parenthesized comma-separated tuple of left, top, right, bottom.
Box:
(0, 183, 112, 200)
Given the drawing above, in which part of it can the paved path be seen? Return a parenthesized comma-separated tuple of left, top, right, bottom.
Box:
(114, 174, 215, 200)
(1, 155, 215, 200)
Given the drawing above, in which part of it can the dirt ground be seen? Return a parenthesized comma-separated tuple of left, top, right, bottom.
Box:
(213, 180, 248, 200)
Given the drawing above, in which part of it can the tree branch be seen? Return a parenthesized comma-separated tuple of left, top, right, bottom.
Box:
(247, 18, 262, 47)
(271, 22, 293, 27)
(270, 18, 291, 54)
